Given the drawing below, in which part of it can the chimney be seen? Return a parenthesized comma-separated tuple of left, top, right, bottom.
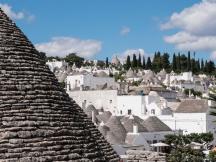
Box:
(163, 100, 168, 109)
(92, 111, 96, 124)
(133, 124, 138, 134)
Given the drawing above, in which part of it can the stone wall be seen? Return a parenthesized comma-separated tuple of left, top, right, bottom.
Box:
(126, 150, 166, 162)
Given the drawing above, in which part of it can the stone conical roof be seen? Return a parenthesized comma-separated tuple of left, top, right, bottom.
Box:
(0, 9, 119, 161)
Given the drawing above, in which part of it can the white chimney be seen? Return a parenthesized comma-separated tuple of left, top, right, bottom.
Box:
(133, 124, 138, 134)
(163, 100, 168, 109)
(92, 111, 96, 124)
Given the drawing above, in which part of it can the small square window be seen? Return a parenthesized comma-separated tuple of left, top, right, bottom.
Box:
(128, 109, 132, 115)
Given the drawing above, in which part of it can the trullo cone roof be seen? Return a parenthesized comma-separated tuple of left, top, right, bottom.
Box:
(0, 9, 119, 161)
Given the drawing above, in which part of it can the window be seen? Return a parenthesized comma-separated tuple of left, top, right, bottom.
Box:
(120, 110, 122, 114)
(151, 109, 155, 115)
(128, 109, 132, 115)
(109, 100, 112, 104)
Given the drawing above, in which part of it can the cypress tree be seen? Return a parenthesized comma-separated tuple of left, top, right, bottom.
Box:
(142, 56, 146, 69)
(187, 51, 191, 71)
(191, 59, 196, 73)
(161, 53, 170, 70)
(204, 60, 208, 73)
(196, 59, 200, 73)
(138, 53, 142, 68)
(125, 55, 131, 70)
(105, 57, 109, 68)
(132, 54, 137, 68)
(177, 53, 181, 72)
(201, 59, 204, 72)
(172, 53, 177, 72)
(146, 57, 152, 70)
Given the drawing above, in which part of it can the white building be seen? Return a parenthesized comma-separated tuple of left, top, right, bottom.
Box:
(66, 73, 116, 90)
(117, 91, 171, 117)
(67, 90, 118, 114)
(159, 99, 216, 143)
(46, 60, 68, 72)
(170, 71, 193, 83)
(117, 95, 146, 116)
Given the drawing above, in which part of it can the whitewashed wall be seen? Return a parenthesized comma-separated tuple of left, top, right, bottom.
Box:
(117, 95, 146, 116)
(159, 113, 207, 134)
(66, 74, 116, 90)
(67, 90, 118, 114)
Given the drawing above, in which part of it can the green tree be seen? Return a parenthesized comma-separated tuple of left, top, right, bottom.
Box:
(161, 53, 170, 70)
(132, 54, 137, 68)
(97, 60, 105, 68)
(187, 51, 191, 71)
(152, 51, 162, 72)
(191, 58, 196, 73)
(180, 54, 188, 72)
(201, 59, 204, 72)
(172, 53, 177, 72)
(195, 59, 200, 74)
(124, 55, 131, 70)
(142, 56, 145, 69)
(165, 133, 213, 162)
(177, 53, 181, 72)
(105, 57, 109, 68)
(65, 53, 84, 67)
(205, 61, 215, 75)
(137, 53, 142, 68)
(146, 57, 152, 70)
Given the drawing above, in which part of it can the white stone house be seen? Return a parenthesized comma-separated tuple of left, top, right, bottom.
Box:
(66, 73, 116, 90)
(170, 71, 193, 83)
(67, 89, 118, 114)
(159, 99, 216, 143)
(46, 60, 68, 72)
(117, 91, 170, 117)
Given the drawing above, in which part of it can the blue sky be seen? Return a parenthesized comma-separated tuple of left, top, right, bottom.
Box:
(1, 0, 215, 61)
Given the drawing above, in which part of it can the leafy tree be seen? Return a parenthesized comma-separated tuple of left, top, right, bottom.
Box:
(105, 57, 109, 68)
(65, 53, 84, 67)
(205, 61, 215, 75)
(209, 151, 216, 161)
(172, 54, 177, 72)
(97, 60, 105, 68)
(46, 56, 62, 62)
(165, 133, 213, 162)
(184, 89, 202, 97)
(132, 54, 137, 68)
(146, 57, 152, 70)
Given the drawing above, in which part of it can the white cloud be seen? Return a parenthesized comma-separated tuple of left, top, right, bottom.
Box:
(0, 3, 34, 21)
(161, 0, 216, 59)
(35, 37, 102, 58)
(120, 26, 131, 35)
(210, 51, 216, 60)
(114, 49, 148, 63)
